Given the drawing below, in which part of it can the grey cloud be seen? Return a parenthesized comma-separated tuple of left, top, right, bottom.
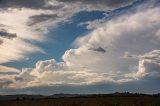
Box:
(141, 50, 160, 60)
(123, 50, 160, 60)
(0, 72, 18, 75)
(0, 24, 7, 27)
(14, 76, 23, 81)
(124, 50, 160, 63)
(0, 79, 13, 88)
(28, 14, 59, 26)
(139, 50, 160, 76)
(0, 0, 53, 10)
(142, 60, 160, 74)
(0, 29, 17, 39)
(123, 52, 139, 59)
(57, 0, 134, 10)
(14, 69, 35, 82)
(0, 0, 134, 11)
(1, 78, 160, 95)
(58, 0, 133, 5)
(0, 39, 3, 45)
(89, 47, 106, 53)
(0, 0, 135, 31)
(125, 50, 160, 79)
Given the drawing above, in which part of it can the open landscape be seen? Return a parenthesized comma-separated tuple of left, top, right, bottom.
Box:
(0, 93, 160, 106)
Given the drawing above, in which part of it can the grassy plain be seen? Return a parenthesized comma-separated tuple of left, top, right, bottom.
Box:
(0, 96, 160, 106)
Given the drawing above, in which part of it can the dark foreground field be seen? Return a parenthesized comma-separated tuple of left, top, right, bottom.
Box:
(0, 96, 160, 106)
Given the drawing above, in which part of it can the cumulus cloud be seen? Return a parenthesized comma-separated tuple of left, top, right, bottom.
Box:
(125, 50, 160, 79)
(0, 0, 136, 63)
(0, 0, 160, 94)
(0, 0, 137, 91)
(0, 79, 13, 88)
(19, 1, 159, 89)
(0, 59, 114, 89)
(64, 1, 160, 83)
(22, 59, 113, 87)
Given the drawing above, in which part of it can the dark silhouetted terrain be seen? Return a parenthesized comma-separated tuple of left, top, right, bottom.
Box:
(0, 92, 160, 106)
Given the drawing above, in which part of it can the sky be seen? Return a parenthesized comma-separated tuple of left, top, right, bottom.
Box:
(0, 0, 160, 95)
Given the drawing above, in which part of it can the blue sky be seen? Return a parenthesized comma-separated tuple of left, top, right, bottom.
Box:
(3, 11, 106, 69)
(0, 0, 160, 94)
(2, 0, 141, 69)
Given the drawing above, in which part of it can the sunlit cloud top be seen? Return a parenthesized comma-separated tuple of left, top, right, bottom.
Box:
(0, 0, 160, 95)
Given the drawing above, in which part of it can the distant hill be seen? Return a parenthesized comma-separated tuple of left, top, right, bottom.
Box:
(0, 92, 160, 101)
(0, 95, 46, 101)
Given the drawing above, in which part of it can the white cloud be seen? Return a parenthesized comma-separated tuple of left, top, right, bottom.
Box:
(27, 59, 114, 87)
(0, 65, 19, 73)
(123, 49, 160, 78)
(0, 0, 160, 93)
(0, 0, 136, 64)
(0, 59, 113, 88)
(0, 2, 78, 63)
(78, 19, 106, 30)
(0, 9, 46, 63)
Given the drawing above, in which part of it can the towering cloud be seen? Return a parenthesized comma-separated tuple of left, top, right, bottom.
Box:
(0, 0, 160, 94)
(0, 0, 136, 63)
